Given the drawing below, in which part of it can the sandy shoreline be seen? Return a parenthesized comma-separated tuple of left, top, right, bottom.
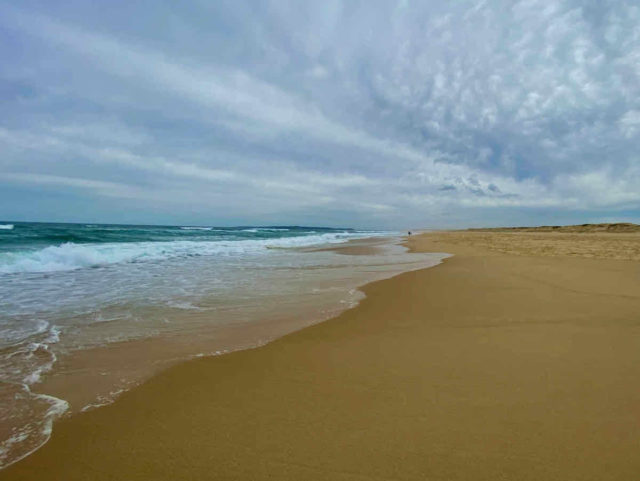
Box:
(0, 235, 445, 470)
(3, 231, 640, 479)
(30, 237, 443, 418)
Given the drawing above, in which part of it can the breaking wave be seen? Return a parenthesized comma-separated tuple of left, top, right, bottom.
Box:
(0, 233, 362, 275)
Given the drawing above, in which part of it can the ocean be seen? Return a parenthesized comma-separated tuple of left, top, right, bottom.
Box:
(0, 222, 446, 468)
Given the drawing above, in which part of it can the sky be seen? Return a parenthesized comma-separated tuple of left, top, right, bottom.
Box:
(1, 0, 639, 229)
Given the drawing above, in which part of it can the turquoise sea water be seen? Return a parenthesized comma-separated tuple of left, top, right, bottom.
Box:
(0, 222, 359, 273)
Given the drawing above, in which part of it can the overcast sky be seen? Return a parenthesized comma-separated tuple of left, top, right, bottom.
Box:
(1, 1, 639, 228)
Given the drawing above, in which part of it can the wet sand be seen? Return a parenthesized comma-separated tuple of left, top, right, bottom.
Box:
(303, 236, 391, 256)
(3, 230, 640, 480)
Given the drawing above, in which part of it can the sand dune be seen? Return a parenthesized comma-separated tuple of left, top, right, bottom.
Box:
(468, 222, 640, 233)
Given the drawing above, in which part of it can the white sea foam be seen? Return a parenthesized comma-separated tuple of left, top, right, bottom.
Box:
(21, 332, 61, 386)
(0, 232, 367, 274)
(0, 386, 69, 469)
(242, 228, 289, 232)
(3, 326, 61, 386)
(80, 386, 131, 413)
(0, 320, 66, 469)
(0, 224, 14, 230)
(180, 226, 213, 231)
(0, 320, 50, 347)
(166, 300, 204, 311)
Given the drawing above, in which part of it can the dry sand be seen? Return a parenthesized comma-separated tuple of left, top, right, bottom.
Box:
(3, 230, 640, 480)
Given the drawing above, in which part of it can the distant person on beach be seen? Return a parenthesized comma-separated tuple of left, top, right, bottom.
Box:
(408, 231, 412, 235)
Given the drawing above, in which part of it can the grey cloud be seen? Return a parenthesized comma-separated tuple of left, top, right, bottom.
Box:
(0, 0, 639, 228)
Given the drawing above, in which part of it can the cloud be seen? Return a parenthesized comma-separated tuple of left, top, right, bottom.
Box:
(1, 173, 146, 199)
(0, 0, 639, 227)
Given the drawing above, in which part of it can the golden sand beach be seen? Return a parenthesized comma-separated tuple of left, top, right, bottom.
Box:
(3, 228, 640, 480)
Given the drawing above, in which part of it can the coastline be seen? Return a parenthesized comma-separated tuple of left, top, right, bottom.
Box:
(0, 234, 446, 470)
(3, 231, 640, 479)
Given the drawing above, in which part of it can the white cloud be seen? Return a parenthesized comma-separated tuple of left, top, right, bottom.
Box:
(1, 1, 639, 227)
(1, 173, 145, 199)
